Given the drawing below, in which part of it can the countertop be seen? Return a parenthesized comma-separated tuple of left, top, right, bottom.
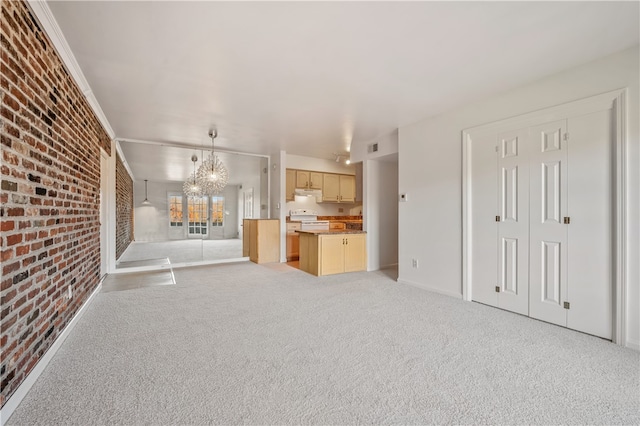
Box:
(297, 229, 366, 235)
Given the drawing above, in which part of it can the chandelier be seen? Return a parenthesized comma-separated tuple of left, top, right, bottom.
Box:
(182, 154, 202, 198)
(196, 130, 228, 195)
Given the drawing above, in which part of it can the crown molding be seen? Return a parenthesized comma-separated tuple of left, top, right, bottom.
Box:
(26, 0, 116, 140)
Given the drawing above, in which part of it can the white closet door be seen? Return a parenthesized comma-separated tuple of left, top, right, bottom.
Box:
(566, 111, 613, 339)
(470, 132, 499, 307)
(529, 120, 568, 327)
(496, 129, 530, 315)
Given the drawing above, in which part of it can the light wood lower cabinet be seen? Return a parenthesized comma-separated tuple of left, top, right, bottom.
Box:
(243, 219, 280, 264)
(299, 233, 366, 276)
(286, 222, 301, 261)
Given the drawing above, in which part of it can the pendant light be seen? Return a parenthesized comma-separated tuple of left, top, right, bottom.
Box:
(183, 154, 203, 198)
(141, 179, 151, 205)
(196, 129, 228, 195)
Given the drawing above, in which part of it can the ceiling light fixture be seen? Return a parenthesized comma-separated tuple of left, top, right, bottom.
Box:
(196, 129, 228, 195)
(141, 179, 151, 205)
(183, 154, 203, 198)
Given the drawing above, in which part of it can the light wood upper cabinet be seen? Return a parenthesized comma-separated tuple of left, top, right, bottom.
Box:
(286, 169, 296, 201)
(322, 174, 340, 201)
(295, 170, 323, 190)
(323, 173, 354, 202)
(309, 172, 322, 189)
(296, 170, 310, 188)
(339, 175, 355, 202)
(287, 168, 355, 203)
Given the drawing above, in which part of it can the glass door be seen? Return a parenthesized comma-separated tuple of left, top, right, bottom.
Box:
(187, 196, 208, 237)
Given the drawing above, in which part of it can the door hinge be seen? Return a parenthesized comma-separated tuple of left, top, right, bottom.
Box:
(563, 301, 570, 310)
(495, 216, 501, 222)
(564, 133, 569, 141)
(563, 216, 570, 224)
(495, 286, 500, 293)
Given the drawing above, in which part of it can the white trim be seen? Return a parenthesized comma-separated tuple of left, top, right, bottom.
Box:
(613, 90, 627, 347)
(397, 278, 463, 300)
(0, 283, 102, 425)
(461, 131, 472, 302)
(626, 339, 640, 352)
(115, 141, 135, 181)
(111, 257, 250, 274)
(118, 138, 271, 159)
(462, 89, 627, 346)
(26, 1, 115, 140)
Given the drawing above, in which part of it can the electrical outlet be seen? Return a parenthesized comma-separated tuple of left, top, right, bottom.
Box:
(412, 259, 419, 268)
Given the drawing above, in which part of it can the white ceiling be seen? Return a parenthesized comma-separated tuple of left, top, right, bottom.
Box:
(46, 1, 639, 176)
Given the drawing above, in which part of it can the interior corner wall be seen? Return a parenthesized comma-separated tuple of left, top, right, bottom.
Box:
(364, 159, 398, 271)
(0, 0, 112, 408)
(115, 152, 133, 259)
(397, 46, 640, 348)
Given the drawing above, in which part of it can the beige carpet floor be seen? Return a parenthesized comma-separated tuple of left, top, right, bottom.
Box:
(6, 262, 639, 425)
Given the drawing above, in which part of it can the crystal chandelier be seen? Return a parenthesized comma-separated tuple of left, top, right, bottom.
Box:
(182, 154, 203, 198)
(196, 130, 228, 195)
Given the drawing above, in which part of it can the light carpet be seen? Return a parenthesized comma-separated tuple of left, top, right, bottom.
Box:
(6, 262, 639, 425)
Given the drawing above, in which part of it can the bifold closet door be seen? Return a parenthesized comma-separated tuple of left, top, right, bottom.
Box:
(529, 120, 569, 327)
(565, 110, 613, 339)
(496, 129, 529, 315)
(470, 132, 499, 307)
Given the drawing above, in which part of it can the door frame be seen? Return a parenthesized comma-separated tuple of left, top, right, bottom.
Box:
(462, 89, 627, 345)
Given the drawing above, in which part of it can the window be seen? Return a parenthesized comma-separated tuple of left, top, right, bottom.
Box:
(169, 195, 183, 226)
(211, 196, 224, 227)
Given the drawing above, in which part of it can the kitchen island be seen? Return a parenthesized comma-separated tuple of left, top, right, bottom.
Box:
(298, 229, 366, 276)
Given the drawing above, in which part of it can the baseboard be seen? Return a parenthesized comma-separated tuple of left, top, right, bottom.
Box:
(0, 282, 102, 425)
(396, 278, 463, 300)
(626, 338, 640, 352)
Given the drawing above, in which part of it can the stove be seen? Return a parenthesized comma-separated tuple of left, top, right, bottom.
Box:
(289, 209, 329, 231)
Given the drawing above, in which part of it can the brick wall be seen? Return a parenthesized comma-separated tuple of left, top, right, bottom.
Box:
(0, 0, 111, 408)
(115, 152, 132, 259)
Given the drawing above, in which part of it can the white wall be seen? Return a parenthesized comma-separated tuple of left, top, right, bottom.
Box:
(364, 156, 399, 271)
(287, 154, 356, 175)
(133, 180, 183, 242)
(134, 180, 240, 242)
(397, 46, 639, 348)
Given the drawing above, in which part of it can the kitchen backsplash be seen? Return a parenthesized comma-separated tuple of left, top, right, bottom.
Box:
(285, 199, 362, 216)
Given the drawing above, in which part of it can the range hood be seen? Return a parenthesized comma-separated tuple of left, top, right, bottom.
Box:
(294, 188, 322, 200)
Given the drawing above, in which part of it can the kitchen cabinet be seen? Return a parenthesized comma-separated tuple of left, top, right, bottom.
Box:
(299, 231, 366, 276)
(322, 173, 355, 202)
(329, 222, 346, 230)
(243, 219, 280, 264)
(286, 222, 301, 261)
(286, 169, 296, 201)
(296, 170, 322, 190)
(339, 175, 355, 202)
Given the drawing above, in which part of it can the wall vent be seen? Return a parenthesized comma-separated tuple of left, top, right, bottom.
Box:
(369, 143, 379, 153)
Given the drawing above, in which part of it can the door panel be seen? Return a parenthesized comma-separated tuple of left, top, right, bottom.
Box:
(566, 111, 613, 339)
(470, 132, 498, 307)
(320, 235, 344, 275)
(344, 234, 366, 272)
(497, 129, 529, 315)
(529, 120, 568, 327)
